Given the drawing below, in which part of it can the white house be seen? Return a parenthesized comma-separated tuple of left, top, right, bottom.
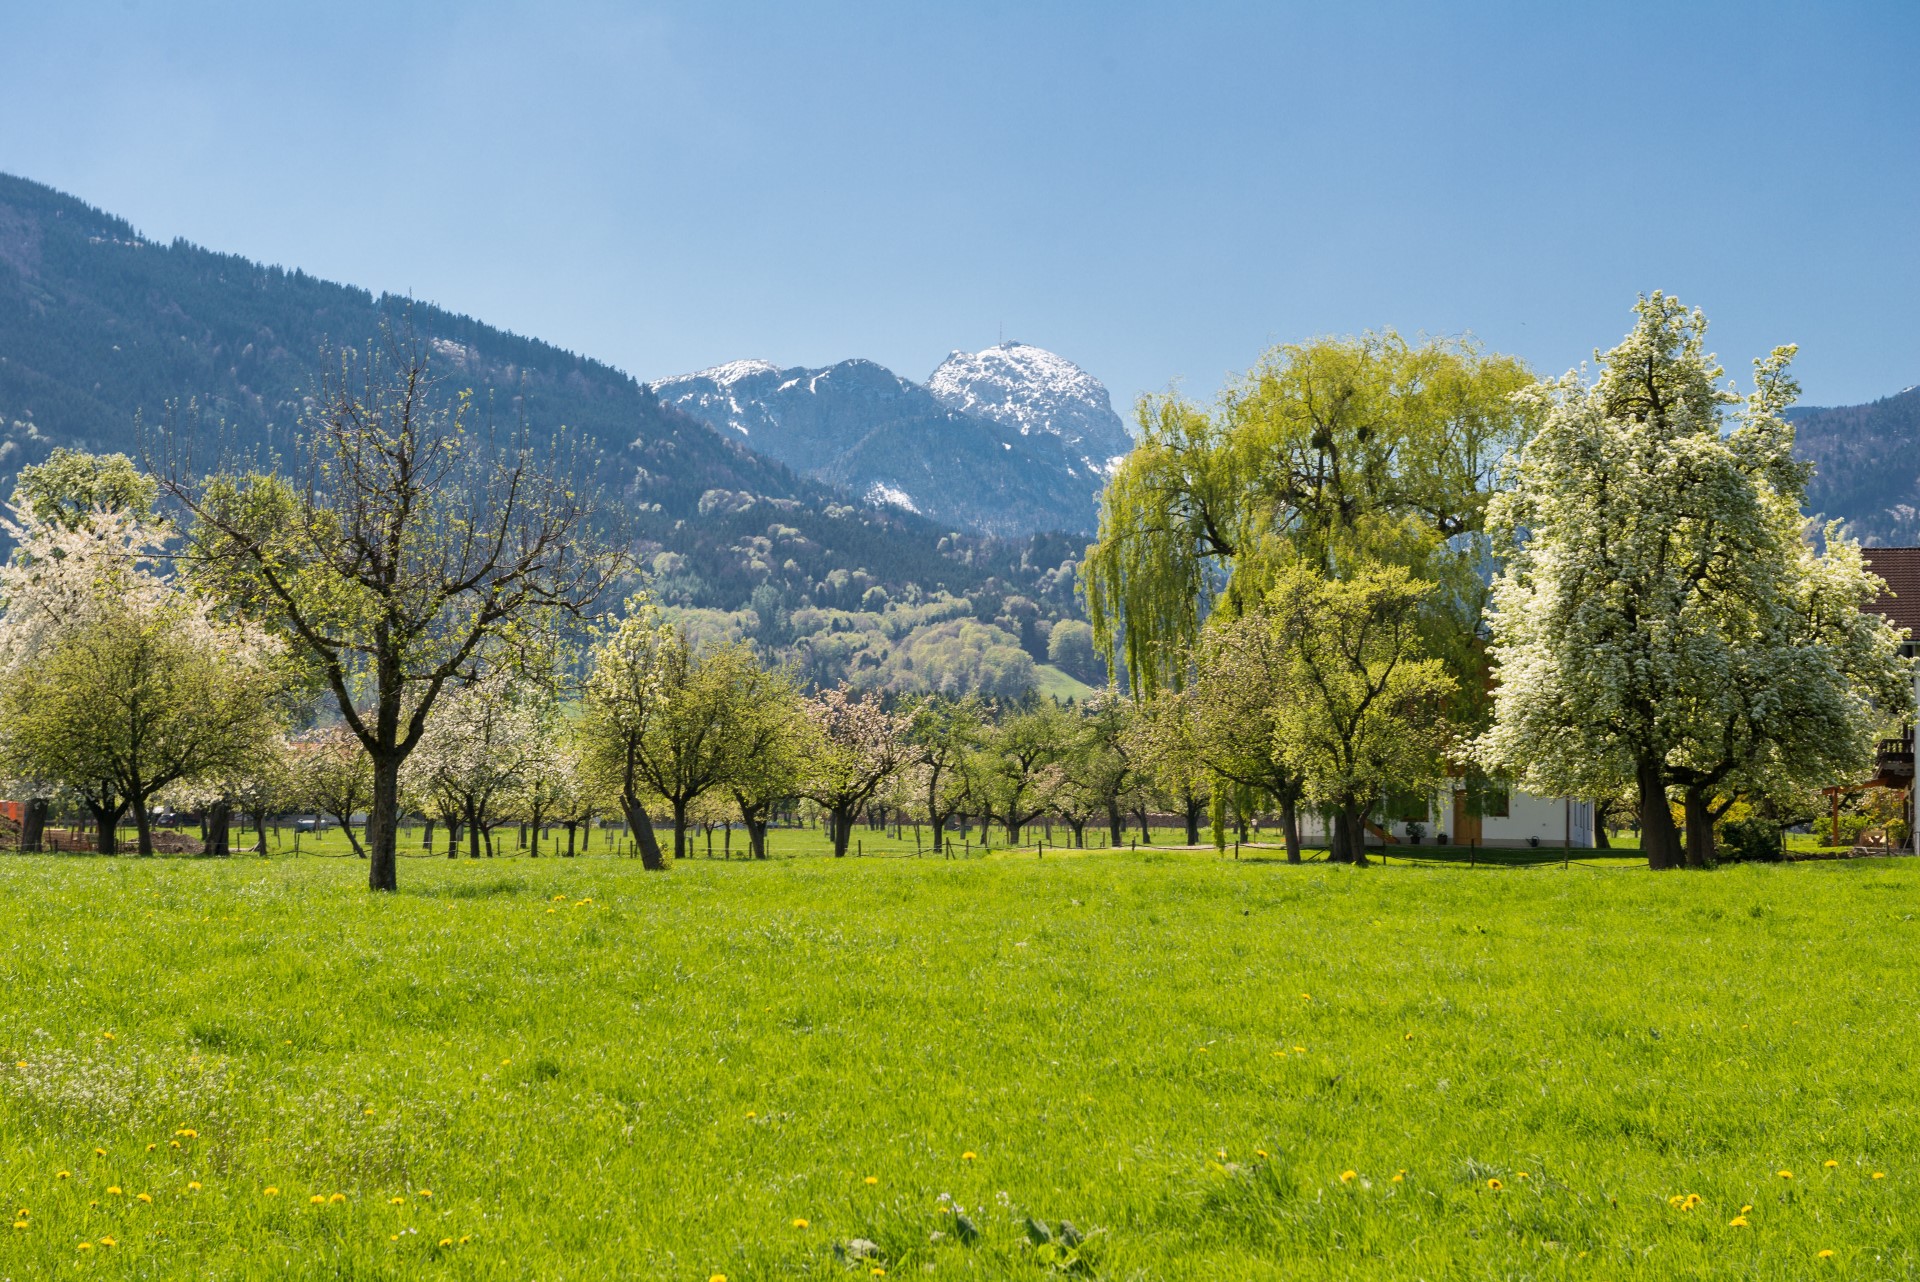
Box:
(1293, 780, 1596, 849)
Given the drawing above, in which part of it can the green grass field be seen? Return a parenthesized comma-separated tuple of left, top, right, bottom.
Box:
(2, 838, 1915, 1279)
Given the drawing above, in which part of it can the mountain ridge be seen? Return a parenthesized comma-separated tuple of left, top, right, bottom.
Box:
(0, 172, 1083, 630)
(651, 341, 1125, 536)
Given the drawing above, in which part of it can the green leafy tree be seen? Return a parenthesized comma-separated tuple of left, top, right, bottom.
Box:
(725, 665, 809, 860)
(11, 447, 156, 528)
(292, 723, 377, 858)
(905, 695, 986, 854)
(1480, 294, 1913, 867)
(1267, 561, 1456, 865)
(580, 599, 765, 869)
(1189, 608, 1307, 861)
(1083, 332, 1533, 700)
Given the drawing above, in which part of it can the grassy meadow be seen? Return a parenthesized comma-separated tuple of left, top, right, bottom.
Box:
(1, 837, 1916, 1279)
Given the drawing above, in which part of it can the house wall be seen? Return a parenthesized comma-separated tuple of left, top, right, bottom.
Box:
(1292, 790, 1596, 849)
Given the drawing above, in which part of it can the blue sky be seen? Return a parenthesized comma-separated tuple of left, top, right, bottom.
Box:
(2, 1, 1915, 415)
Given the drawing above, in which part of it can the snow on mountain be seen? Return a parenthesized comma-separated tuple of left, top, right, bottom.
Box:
(650, 356, 1097, 537)
(927, 341, 1133, 477)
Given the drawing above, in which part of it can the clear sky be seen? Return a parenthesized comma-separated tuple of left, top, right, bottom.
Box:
(2, 1, 1915, 416)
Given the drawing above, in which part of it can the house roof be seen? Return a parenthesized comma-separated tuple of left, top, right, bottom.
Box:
(1861, 547, 1920, 636)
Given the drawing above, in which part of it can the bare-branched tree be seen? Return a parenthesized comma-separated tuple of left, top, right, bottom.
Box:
(156, 332, 626, 890)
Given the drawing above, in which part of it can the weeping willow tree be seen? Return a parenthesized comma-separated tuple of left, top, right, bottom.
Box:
(1083, 331, 1536, 708)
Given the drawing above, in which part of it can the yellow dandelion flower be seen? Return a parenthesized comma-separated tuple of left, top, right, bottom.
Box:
(1391, 1171, 1404, 1183)
(792, 1217, 809, 1228)
(459, 1235, 471, 1244)
(1487, 1178, 1503, 1191)
(1255, 1149, 1269, 1159)
(872, 1271, 886, 1279)
(1741, 1204, 1753, 1214)
(439, 1237, 453, 1247)
(962, 1152, 977, 1160)
(709, 1275, 727, 1282)
(1819, 1250, 1835, 1259)
(390, 1196, 406, 1205)
(1730, 1216, 1749, 1227)
(364, 1108, 376, 1116)
(176, 1129, 196, 1138)
(546, 908, 557, 914)
(105, 1186, 121, 1196)
(1872, 1172, 1886, 1179)
(77, 1241, 93, 1251)
(102, 1032, 115, 1040)
(1272, 1050, 1285, 1057)
(1669, 1195, 1685, 1207)
(10, 1221, 25, 1231)
(147, 1144, 156, 1152)
(864, 1176, 878, 1185)
(168, 1140, 180, 1149)
(1293, 1046, 1306, 1054)
(310, 1194, 327, 1205)
(1339, 1170, 1356, 1183)
(330, 1193, 346, 1204)
(1518, 1172, 1530, 1180)
(418, 1189, 432, 1199)
(390, 1234, 399, 1242)
(187, 1182, 201, 1192)
(13, 1061, 23, 1069)
(93, 1147, 106, 1157)
(264, 1186, 280, 1197)
(1824, 1160, 1839, 1169)
(55, 1171, 70, 1180)
(1779, 1170, 1793, 1179)
(135, 1192, 152, 1204)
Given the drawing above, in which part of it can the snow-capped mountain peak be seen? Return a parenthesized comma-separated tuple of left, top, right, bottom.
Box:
(927, 341, 1131, 475)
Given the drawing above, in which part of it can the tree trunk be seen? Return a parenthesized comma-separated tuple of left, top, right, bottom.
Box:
(207, 801, 231, 858)
(672, 799, 689, 862)
(86, 797, 125, 855)
(367, 754, 401, 891)
(1594, 814, 1611, 850)
(1346, 804, 1370, 868)
(1106, 800, 1124, 847)
(747, 816, 769, 860)
(254, 810, 267, 853)
(624, 798, 667, 870)
(1069, 818, 1085, 848)
(830, 805, 854, 856)
(133, 796, 154, 856)
(423, 818, 435, 850)
(1184, 795, 1202, 846)
(446, 816, 461, 859)
(565, 822, 577, 857)
(1682, 786, 1715, 868)
(21, 799, 46, 853)
(467, 805, 483, 859)
(1637, 761, 1681, 870)
(1280, 795, 1302, 864)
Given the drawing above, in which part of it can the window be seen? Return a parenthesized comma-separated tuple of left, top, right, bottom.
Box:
(1382, 788, 1429, 823)
(1461, 775, 1509, 819)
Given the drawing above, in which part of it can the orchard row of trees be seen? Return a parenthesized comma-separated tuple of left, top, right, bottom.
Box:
(1, 299, 1906, 880)
(1085, 294, 1913, 869)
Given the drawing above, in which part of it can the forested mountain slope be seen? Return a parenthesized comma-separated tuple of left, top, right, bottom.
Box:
(0, 173, 1080, 628)
(1792, 385, 1920, 545)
